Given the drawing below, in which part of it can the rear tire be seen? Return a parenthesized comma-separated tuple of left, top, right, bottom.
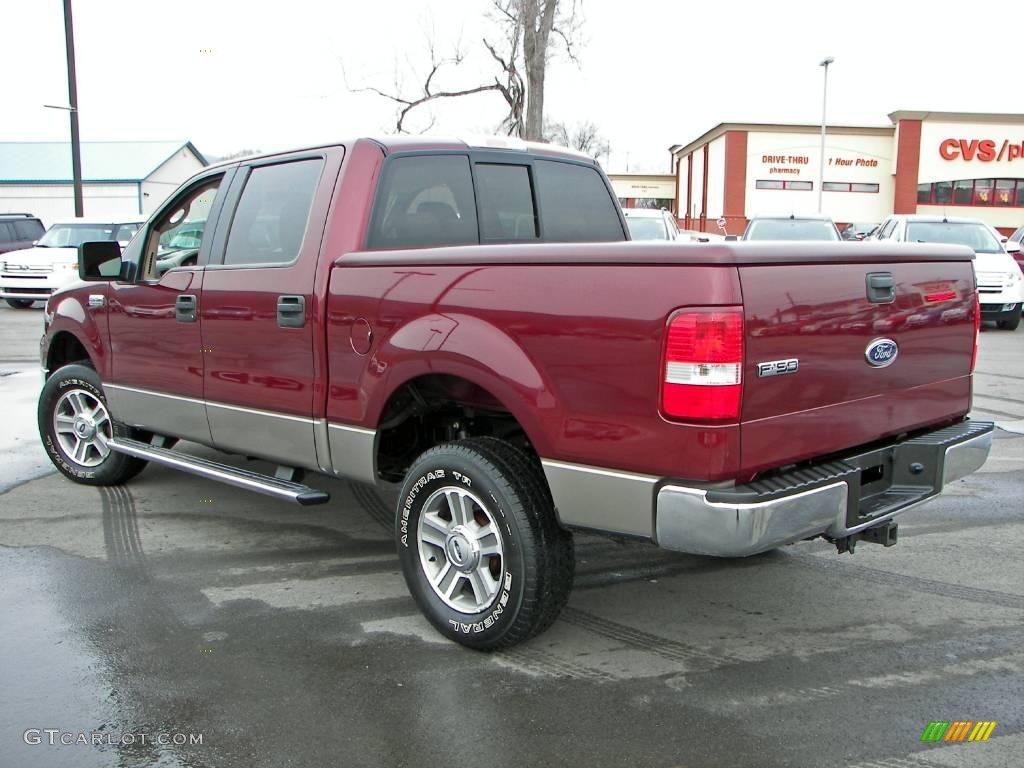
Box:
(38, 364, 148, 485)
(997, 307, 1021, 331)
(5, 299, 34, 309)
(395, 437, 574, 650)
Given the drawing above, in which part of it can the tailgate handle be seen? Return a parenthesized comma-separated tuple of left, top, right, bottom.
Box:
(866, 272, 895, 304)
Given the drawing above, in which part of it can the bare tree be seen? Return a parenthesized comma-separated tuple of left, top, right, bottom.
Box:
(543, 119, 608, 157)
(351, 0, 581, 140)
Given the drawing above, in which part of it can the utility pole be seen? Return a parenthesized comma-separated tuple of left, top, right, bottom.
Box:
(817, 57, 834, 214)
(63, 0, 84, 217)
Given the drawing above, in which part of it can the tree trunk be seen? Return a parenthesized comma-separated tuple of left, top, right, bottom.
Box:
(521, 0, 557, 141)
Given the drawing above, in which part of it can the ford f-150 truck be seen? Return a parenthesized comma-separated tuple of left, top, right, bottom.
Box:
(37, 136, 993, 650)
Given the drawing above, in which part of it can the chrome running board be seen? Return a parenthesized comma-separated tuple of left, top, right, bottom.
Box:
(107, 437, 330, 506)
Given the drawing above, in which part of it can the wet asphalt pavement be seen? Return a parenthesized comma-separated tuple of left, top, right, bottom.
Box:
(1, 303, 1023, 767)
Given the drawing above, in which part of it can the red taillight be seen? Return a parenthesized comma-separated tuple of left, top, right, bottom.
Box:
(971, 292, 980, 372)
(661, 308, 744, 421)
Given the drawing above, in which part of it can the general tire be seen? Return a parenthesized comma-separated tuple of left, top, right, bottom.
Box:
(38, 364, 148, 485)
(5, 299, 35, 309)
(395, 437, 574, 650)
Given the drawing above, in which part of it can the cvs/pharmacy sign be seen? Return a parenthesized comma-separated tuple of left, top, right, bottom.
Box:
(939, 138, 1023, 162)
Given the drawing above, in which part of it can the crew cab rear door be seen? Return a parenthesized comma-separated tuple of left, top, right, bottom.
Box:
(199, 148, 343, 470)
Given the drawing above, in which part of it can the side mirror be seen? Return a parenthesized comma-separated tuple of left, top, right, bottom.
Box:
(78, 241, 123, 281)
(1006, 241, 1021, 254)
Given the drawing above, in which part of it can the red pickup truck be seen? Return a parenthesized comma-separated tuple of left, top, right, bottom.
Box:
(37, 136, 993, 649)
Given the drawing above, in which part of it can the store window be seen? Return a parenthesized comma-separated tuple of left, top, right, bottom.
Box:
(917, 178, 1024, 207)
(755, 180, 811, 190)
(953, 180, 973, 205)
(823, 182, 879, 193)
(633, 197, 673, 210)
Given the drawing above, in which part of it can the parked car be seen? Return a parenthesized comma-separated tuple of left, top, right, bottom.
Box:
(0, 213, 45, 256)
(0, 218, 142, 308)
(37, 136, 992, 649)
(741, 214, 842, 241)
(623, 208, 680, 241)
(1005, 224, 1023, 269)
(872, 214, 1023, 330)
(840, 222, 878, 241)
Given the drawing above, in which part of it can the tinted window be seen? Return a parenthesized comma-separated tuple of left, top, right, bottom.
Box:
(0, 222, 14, 242)
(14, 220, 44, 240)
(367, 155, 478, 249)
(224, 159, 322, 266)
(475, 164, 536, 241)
(533, 160, 624, 242)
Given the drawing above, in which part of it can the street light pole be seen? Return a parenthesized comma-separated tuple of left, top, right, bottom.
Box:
(817, 56, 834, 214)
(62, 0, 83, 217)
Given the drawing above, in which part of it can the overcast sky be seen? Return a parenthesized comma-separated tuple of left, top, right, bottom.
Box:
(3, 0, 1019, 173)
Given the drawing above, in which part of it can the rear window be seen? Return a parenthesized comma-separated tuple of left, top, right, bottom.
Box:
(626, 216, 669, 240)
(905, 222, 1002, 253)
(366, 155, 478, 250)
(366, 154, 624, 249)
(744, 219, 840, 242)
(534, 160, 625, 242)
(475, 164, 537, 241)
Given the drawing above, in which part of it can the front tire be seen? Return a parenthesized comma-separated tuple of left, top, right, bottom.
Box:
(5, 299, 35, 309)
(38, 364, 148, 485)
(395, 438, 574, 650)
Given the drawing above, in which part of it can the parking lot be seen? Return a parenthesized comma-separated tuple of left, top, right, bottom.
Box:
(1, 302, 1022, 768)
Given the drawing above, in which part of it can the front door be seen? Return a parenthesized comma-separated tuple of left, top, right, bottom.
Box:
(199, 151, 339, 471)
(105, 171, 231, 443)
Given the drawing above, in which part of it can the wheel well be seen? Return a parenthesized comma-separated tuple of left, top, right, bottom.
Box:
(375, 374, 534, 482)
(46, 332, 92, 375)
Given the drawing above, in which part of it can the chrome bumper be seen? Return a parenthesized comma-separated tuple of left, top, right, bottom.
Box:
(655, 421, 994, 557)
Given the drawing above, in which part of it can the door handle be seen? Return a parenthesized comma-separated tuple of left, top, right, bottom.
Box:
(866, 272, 895, 304)
(277, 295, 305, 328)
(175, 294, 197, 323)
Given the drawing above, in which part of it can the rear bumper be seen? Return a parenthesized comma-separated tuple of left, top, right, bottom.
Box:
(655, 420, 994, 556)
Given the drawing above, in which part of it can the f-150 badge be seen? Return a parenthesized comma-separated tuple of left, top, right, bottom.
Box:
(757, 358, 799, 377)
(865, 338, 898, 367)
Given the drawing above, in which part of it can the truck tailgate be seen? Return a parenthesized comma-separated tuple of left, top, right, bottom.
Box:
(739, 258, 976, 477)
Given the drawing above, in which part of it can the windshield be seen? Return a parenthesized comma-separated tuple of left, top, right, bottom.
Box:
(37, 224, 121, 248)
(905, 222, 1002, 253)
(626, 216, 669, 240)
(745, 219, 840, 241)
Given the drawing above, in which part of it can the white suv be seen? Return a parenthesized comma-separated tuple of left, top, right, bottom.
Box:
(0, 219, 141, 308)
(872, 214, 1023, 331)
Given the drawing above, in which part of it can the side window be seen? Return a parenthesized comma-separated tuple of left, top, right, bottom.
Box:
(141, 176, 223, 280)
(533, 160, 625, 242)
(14, 220, 44, 240)
(366, 155, 478, 250)
(475, 164, 537, 241)
(223, 159, 323, 267)
(0, 222, 14, 242)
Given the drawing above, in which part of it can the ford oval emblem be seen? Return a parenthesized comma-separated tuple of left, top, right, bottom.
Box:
(865, 338, 898, 368)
